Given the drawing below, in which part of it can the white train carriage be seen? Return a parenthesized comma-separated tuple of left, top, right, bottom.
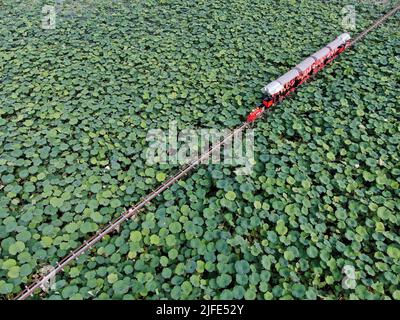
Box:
(261, 33, 351, 97)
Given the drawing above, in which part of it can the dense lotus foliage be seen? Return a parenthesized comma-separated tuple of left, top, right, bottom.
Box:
(0, 0, 399, 300)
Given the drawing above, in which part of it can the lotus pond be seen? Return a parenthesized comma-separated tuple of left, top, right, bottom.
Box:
(0, 0, 399, 300)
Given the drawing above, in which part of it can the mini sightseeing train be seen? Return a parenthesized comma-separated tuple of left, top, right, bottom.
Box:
(247, 33, 351, 122)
